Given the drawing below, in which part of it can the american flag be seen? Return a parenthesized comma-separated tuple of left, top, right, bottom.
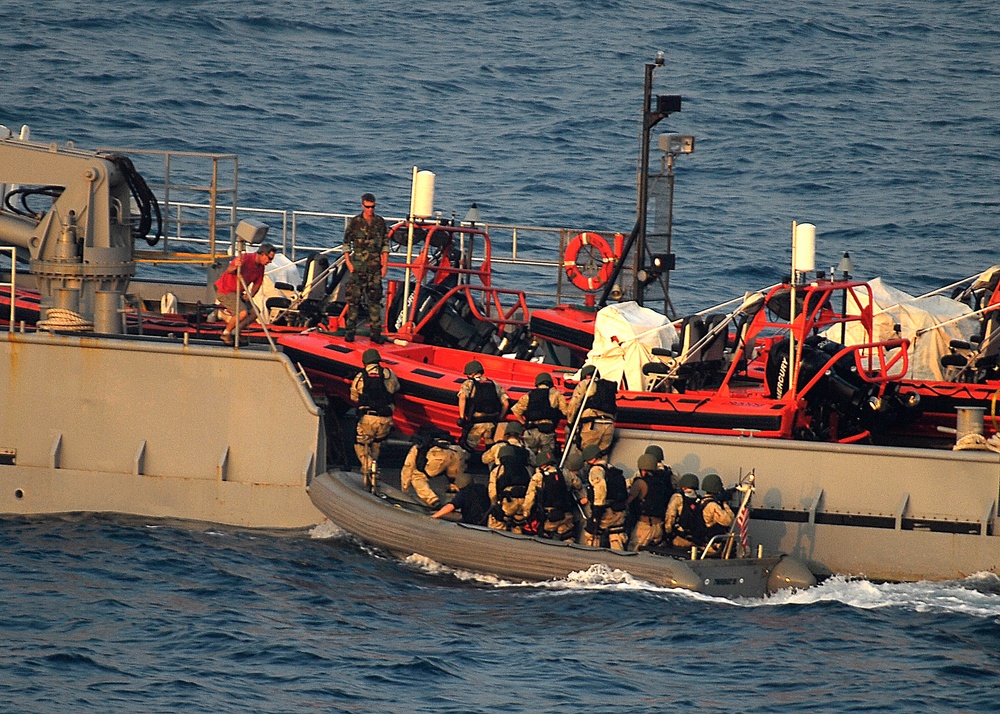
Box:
(736, 494, 751, 553)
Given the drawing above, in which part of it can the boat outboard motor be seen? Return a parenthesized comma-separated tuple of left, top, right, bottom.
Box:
(766, 336, 897, 439)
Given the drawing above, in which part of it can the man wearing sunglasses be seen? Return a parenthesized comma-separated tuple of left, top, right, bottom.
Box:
(342, 193, 389, 343)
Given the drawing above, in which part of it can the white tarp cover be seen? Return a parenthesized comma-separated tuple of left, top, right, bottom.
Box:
(822, 277, 977, 381)
(252, 253, 301, 324)
(585, 301, 678, 391)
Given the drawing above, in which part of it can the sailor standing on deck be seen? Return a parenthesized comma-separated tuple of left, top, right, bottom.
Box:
(342, 193, 389, 344)
(350, 348, 400, 495)
(567, 365, 617, 458)
(511, 372, 569, 466)
(457, 360, 509, 452)
(581, 444, 629, 550)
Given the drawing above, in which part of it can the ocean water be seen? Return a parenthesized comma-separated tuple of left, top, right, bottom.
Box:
(2, 0, 1000, 710)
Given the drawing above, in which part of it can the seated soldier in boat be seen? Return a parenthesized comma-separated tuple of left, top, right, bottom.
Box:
(511, 372, 569, 466)
(581, 444, 629, 550)
(431, 473, 491, 526)
(698, 473, 735, 555)
(487, 443, 532, 533)
(562, 451, 592, 520)
(522, 453, 586, 542)
(664, 473, 701, 548)
(626, 452, 672, 551)
(401, 428, 467, 509)
(643, 444, 678, 490)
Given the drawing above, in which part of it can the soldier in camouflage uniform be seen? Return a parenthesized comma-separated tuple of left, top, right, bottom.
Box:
(510, 371, 569, 466)
(343, 193, 390, 343)
(350, 347, 400, 494)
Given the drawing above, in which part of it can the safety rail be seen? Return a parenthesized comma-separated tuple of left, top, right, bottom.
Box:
(1, 246, 14, 332)
(397, 284, 531, 340)
(137, 199, 628, 307)
(98, 148, 633, 302)
(99, 148, 239, 262)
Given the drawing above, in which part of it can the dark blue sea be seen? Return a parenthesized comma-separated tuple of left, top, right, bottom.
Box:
(3, 0, 1000, 710)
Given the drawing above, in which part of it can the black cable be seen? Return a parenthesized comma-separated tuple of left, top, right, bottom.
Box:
(3, 185, 64, 219)
(102, 154, 163, 246)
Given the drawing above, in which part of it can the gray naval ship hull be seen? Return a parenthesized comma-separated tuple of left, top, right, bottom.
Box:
(0, 331, 326, 529)
(309, 470, 816, 598)
(612, 429, 1000, 583)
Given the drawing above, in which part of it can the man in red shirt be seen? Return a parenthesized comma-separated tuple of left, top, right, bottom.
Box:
(214, 242, 276, 343)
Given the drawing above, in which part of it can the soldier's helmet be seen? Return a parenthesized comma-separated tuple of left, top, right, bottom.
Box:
(464, 360, 484, 376)
(540, 452, 559, 466)
(535, 372, 553, 387)
(701, 473, 724, 495)
(580, 444, 602, 462)
(580, 364, 596, 379)
(644, 444, 664, 462)
(497, 444, 516, 462)
(362, 348, 381, 365)
(679, 473, 700, 491)
(637, 453, 658, 472)
(503, 421, 524, 436)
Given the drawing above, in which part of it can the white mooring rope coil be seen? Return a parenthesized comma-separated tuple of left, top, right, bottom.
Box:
(37, 308, 94, 333)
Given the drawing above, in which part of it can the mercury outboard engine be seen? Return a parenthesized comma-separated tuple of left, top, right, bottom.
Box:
(766, 336, 921, 441)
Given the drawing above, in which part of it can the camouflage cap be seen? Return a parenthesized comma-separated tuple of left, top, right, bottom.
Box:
(362, 348, 381, 365)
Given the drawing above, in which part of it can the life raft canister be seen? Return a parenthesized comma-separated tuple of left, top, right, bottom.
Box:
(564, 232, 616, 292)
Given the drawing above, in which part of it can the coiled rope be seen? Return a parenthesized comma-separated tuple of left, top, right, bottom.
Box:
(37, 308, 94, 333)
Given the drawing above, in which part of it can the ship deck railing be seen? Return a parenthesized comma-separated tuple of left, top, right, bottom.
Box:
(146, 199, 631, 309)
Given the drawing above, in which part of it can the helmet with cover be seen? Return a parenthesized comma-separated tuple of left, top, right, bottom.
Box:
(679, 473, 700, 491)
(362, 348, 381, 365)
(503, 421, 524, 436)
(701, 473, 724, 494)
(535, 372, 553, 387)
(580, 444, 603, 462)
(637, 453, 658, 472)
(644, 445, 664, 462)
(464, 360, 484, 376)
